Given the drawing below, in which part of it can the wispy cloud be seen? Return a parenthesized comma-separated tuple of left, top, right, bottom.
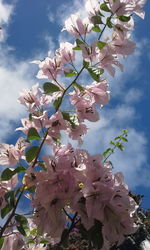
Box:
(0, 0, 14, 42)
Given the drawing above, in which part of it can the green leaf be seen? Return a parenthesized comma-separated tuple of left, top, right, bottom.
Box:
(106, 17, 113, 28)
(118, 15, 131, 22)
(100, 3, 111, 12)
(27, 127, 41, 141)
(0, 237, 4, 249)
(92, 26, 101, 32)
(15, 214, 29, 236)
(62, 112, 78, 129)
(1, 204, 12, 218)
(76, 39, 84, 46)
(83, 60, 90, 69)
(43, 82, 60, 94)
(72, 82, 85, 91)
(1, 166, 26, 181)
(73, 46, 82, 50)
(53, 97, 62, 111)
(87, 67, 104, 81)
(97, 41, 107, 50)
(64, 70, 77, 77)
(122, 137, 128, 142)
(91, 15, 103, 25)
(4, 191, 15, 206)
(25, 146, 39, 163)
(40, 240, 49, 244)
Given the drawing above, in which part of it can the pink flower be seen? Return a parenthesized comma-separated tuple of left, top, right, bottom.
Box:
(85, 0, 100, 17)
(2, 232, 24, 250)
(86, 79, 110, 106)
(18, 84, 40, 112)
(96, 45, 123, 76)
(36, 56, 63, 81)
(111, 34, 136, 57)
(0, 138, 27, 166)
(80, 42, 97, 62)
(56, 42, 75, 64)
(67, 123, 88, 144)
(63, 14, 93, 37)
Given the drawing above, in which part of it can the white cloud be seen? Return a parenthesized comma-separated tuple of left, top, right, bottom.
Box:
(0, 0, 14, 42)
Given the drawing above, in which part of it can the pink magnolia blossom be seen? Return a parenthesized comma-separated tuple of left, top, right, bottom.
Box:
(63, 14, 93, 37)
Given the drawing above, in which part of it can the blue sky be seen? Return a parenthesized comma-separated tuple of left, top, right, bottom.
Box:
(0, 0, 150, 210)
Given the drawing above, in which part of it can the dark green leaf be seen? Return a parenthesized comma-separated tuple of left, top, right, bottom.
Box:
(43, 82, 60, 94)
(91, 15, 103, 25)
(25, 146, 39, 163)
(118, 15, 131, 22)
(62, 112, 78, 129)
(1, 204, 12, 218)
(97, 41, 107, 50)
(4, 191, 15, 206)
(1, 166, 25, 181)
(83, 60, 90, 69)
(92, 26, 101, 32)
(64, 70, 77, 77)
(122, 137, 128, 142)
(53, 97, 62, 111)
(27, 127, 41, 141)
(0, 238, 4, 249)
(100, 3, 111, 12)
(76, 39, 84, 46)
(15, 214, 29, 236)
(72, 82, 85, 91)
(106, 17, 113, 28)
(87, 67, 104, 81)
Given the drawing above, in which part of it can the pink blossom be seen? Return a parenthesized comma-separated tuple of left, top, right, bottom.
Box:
(85, 0, 101, 17)
(0, 138, 27, 166)
(56, 42, 75, 64)
(36, 56, 63, 81)
(2, 232, 24, 250)
(67, 123, 88, 144)
(111, 35, 136, 57)
(96, 45, 123, 76)
(80, 41, 97, 62)
(63, 14, 93, 37)
(18, 84, 40, 112)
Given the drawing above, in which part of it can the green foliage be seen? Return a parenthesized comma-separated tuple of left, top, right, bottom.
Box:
(1, 165, 26, 181)
(1, 204, 13, 218)
(100, 3, 111, 12)
(0, 238, 4, 249)
(92, 26, 101, 32)
(97, 41, 107, 50)
(103, 129, 128, 160)
(27, 127, 41, 141)
(62, 111, 79, 129)
(118, 15, 131, 22)
(43, 82, 61, 94)
(64, 70, 78, 77)
(15, 214, 29, 236)
(91, 15, 103, 25)
(87, 66, 104, 81)
(53, 96, 62, 110)
(25, 146, 39, 163)
(72, 82, 85, 91)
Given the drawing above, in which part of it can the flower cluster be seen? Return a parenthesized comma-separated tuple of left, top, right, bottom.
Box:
(0, 0, 146, 249)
